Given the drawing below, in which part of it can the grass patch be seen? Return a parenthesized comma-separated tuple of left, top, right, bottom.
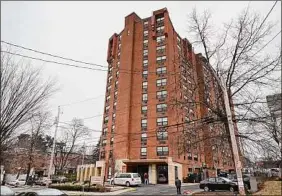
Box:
(253, 181, 281, 195)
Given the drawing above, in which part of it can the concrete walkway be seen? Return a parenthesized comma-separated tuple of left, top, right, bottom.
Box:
(64, 187, 136, 195)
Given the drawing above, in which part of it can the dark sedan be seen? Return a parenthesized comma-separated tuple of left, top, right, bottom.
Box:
(199, 177, 238, 192)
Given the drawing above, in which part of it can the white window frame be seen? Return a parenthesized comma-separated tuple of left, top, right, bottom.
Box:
(157, 117, 168, 126)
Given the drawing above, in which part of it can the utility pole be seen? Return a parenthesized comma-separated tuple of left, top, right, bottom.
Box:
(222, 81, 245, 194)
(47, 106, 60, 180)
(215, 50, 245, 195)
(82, 142, 85, 165)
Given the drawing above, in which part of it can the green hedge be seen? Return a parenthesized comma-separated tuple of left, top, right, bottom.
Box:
(49, 185, 110, 192)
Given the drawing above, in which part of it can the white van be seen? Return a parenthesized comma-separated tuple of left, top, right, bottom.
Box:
(111, 173, 142, 187)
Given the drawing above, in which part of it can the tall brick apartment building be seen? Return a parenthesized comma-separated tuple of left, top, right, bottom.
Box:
(99, 8, 235, 185)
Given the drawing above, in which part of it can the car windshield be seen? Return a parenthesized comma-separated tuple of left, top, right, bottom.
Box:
(220, 177, 231, 182)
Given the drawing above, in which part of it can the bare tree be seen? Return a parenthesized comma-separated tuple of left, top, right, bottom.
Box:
(25, 111, 51, 183)
(54, 118, 89, 174)
(0, 51, 57, 158)
(176, 5, 281, 160)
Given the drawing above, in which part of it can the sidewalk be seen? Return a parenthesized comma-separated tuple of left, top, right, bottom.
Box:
(63, 187, 136, 195)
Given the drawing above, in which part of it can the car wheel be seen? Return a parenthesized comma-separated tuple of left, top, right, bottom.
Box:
(204, 186, 209, 192)
(230, 186, 234, 192)
(126, 181, 130, 187)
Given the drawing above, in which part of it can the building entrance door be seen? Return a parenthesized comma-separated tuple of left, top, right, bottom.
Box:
(157, 164, 168, 184)
(132, 165, 148, 183)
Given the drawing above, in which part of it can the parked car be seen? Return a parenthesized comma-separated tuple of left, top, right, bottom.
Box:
(110, 173, 142, 187)
(229, 174, 250, 190)
(0, 186, 15, 196)
(158, 174, 167, 183)
(199, 177, 238, 192)
(7, 178, 26, 187)
(35, 177, 52, 186)
(51, 176, 67, 183)
(16, 188, 67, 196)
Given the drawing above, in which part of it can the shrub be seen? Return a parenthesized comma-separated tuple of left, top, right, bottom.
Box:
(49, 184, 110, 192)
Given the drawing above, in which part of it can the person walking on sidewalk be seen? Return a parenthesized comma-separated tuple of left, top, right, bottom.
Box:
(175, 177, 181, 194)
(144, 173, 149, 185)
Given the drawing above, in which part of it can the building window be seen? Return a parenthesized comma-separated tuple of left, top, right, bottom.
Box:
(141, 119, 147, 128)
(116, 71, 120, 78)
(157, 67, 167, 74)
(141, 105, 148, 114)
(112, 113, 116, 121)
(156, 26, 165, 33)
(157, 117, 168, 126)
(109, 150, 113, 159)
(142, 94, 148, 101)
(157, 146, 168, 156)
(117, 61, 120, 68)
(118, 43, 121, 50)
(177, 36, 181, 44)
(157, 103, 167, 112)
(143, 49, 148, 56)
(108, 76, 113, 84)
(144, 30, 148, 36)
(110, 137, 114, 145)
(157, 130, 168, 140)
(143, 70, 148, 77)
(115, 81, 118, 89)
(109, 67, 113, 74)
(103, 128, 108, 135)
(156, 17, 164, 22)
(157, 45, 165, 52)
(141, 147, 147, 156)
(144, 21, 149, 26)
(143, 60, 148, 67)
(104, 116, 109, 124)
(156, 35, 165, 43)
(105, 105, 110, 113)
(106, 95, 111, 103)
(194, 154, 198, 161)
(107, 85, 111, 94)
(102, 139, 107, 146)
(141, 133, 147, 141)
(114, 91, 118, 100)
(188, 152, 192, 160)
(100, 151, 105, 159)
(156, 56, 166, 63)
(156, 78, 167, 87)
(111, 125, 115, 132)
(157, 90, 167, 99)
(142, 81, 148, 89)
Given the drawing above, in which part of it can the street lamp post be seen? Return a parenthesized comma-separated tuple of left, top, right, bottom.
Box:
(47, 106, 61, 180)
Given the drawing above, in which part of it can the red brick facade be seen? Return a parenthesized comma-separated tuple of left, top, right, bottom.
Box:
(100, 8, 235, 180)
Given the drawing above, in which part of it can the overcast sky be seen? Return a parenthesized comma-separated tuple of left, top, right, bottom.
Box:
(1, 1, 281, 147)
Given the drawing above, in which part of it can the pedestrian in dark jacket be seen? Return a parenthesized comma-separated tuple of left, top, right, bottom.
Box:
(175, 177, 181, 194)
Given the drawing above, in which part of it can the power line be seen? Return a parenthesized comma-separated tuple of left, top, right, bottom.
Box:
(1, 40, 107, 69)
(251, 30, 281, 57)
(1, 41, 181, 75)
(60, 94, 104, 107)
(1, 50, 108, 72)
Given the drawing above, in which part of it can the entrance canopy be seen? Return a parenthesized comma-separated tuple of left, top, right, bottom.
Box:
(123, 159, 167, 165)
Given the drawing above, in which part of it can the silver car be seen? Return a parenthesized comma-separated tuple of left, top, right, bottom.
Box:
(0, 186, 15, 196)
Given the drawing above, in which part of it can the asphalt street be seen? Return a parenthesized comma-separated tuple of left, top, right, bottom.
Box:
(9, 184, 202, 195)
(120, 184, 202, 195)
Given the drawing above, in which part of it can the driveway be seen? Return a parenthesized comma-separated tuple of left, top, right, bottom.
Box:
(119, 184, 202, 195)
